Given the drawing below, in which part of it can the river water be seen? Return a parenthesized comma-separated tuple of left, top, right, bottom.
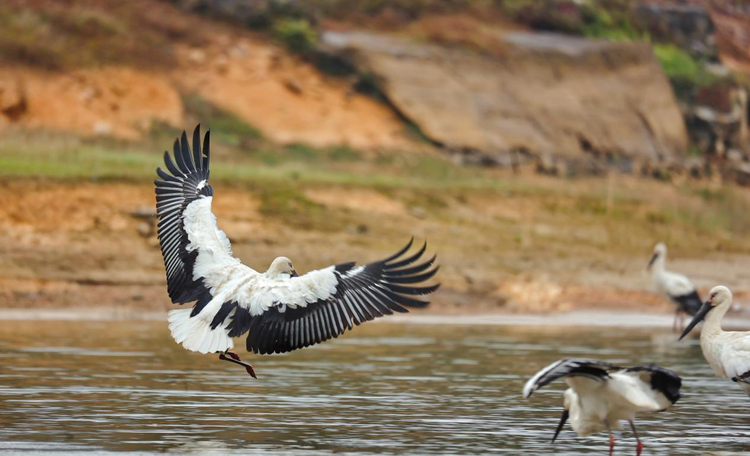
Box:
(0, 320, 747, 454)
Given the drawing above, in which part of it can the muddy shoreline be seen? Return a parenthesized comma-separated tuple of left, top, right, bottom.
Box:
(3, 307, 749, 331)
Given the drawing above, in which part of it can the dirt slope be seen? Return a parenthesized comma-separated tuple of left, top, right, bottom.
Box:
(0, 0, 409, 147)
(2, 178, 749, 318)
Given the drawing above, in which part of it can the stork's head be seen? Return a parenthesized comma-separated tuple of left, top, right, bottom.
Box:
(707, 285, 733, 307)
(647, 242, 667, 270)
(267, 257, 298, 279)
(679, 285, 732, 340)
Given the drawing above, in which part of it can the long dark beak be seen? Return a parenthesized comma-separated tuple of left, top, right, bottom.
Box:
(679, 301, 711, 340)
(551, 409, 569, 443)
(290, 269, 298, 278)
(647, 252, 658, 269)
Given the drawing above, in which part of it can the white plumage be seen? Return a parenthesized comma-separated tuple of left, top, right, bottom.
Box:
(154, 126, 440, 376)
(679, 285, 750, 397)
(523, 358, 682, 456)
(648, 242, 702, 331)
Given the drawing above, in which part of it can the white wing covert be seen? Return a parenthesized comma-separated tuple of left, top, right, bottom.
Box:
(663, 272, 695, 298)
(721, 334, 750, 386)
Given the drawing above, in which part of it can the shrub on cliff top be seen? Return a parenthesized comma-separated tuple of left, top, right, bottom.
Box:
(273, 18, 318, 55)
(653, 43, 715, 97)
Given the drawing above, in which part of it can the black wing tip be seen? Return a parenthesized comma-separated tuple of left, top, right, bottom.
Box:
(379, 239, 440, 305)
(159, 125, 212, 179)
(380, 237, 415, 264)
(627, 364, 683, 403)
(383, 238, 437, 267)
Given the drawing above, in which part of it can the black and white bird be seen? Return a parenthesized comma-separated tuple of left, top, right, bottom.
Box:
(680, 285, 750, 397)
(154, 125, 440, 377)
(523, 358, 682, 456)
(648, 242, 702, 332)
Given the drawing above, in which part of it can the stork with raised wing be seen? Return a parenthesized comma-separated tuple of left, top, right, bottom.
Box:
(679, 285, 750, 397)
(155, 125, 440, 377)
(523, 358, 682, 456)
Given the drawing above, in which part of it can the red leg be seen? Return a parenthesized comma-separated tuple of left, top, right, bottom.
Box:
(629, 420, 643, 456)
(605, 420, 615, 456)
(225, 351, 242, 361)
(218, 351, 258, 378)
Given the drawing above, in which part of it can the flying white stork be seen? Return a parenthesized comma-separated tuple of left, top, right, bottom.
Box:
(523, 358, 682, 456)
(154, 125, 440, 377)
(648, 242, 702, 331)
(679, 285, 750, 397)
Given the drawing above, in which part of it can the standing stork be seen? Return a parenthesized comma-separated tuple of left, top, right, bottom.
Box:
(523, 358, 682, 456)
(679, 285, 750, 397)
(154, 125, 440, 377)
(648, 242, 702, 332)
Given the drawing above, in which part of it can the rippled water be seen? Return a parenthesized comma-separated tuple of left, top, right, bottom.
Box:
(0, 319, 748, 455)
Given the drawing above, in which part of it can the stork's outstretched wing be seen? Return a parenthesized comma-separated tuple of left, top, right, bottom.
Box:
(157, 126, 253, 354)
(523, 358, 619, 398)
(154, 125, 215, 304)
(219, 239, 440, 355)
(620, 365, 682, 409)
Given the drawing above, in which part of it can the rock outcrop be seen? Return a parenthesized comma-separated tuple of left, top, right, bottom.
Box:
(320, 30, 689, 164)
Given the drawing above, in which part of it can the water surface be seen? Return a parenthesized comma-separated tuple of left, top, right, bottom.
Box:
(0, 320, 748, 454)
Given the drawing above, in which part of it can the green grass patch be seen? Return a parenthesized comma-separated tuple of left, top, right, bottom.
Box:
(4, 128, 750, 253)
(181, 94, 264, 146)
(653, 43, 715, 97)
(328, 145, 361, 162)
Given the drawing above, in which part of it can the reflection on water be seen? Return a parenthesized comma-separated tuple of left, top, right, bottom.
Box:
(0, 320, 748, 454)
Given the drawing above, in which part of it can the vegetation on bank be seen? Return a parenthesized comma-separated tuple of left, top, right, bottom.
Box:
(0, 0, 206, 70)
(244, 0, 729, 102)
(2, 116, 750, 257)
(0, 0, 722, 95)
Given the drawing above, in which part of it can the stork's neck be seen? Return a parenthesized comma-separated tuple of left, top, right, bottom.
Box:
(264, 269, 282, 279)
(264, 267, 289, 280)
(650, 256, 666, 275)
(702, 302, 730, 339)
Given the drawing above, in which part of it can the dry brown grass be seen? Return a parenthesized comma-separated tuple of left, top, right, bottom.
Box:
(0, 0, 208, 70)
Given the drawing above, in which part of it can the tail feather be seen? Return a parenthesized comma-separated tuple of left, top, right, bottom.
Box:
(168, 308, 233, 354)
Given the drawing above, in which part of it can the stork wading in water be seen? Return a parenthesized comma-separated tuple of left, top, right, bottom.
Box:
(523, 358, 682, 456)
(154, 126, 440, 377)
(648, 242, 702, 332)
(679, 285, 750, 397)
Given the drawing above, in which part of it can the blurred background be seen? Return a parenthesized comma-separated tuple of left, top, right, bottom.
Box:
(1, 0, 750, 319)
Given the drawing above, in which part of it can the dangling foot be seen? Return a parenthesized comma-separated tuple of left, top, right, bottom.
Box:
(218, 350, 257, 378)
(225, 351, 242, 361)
